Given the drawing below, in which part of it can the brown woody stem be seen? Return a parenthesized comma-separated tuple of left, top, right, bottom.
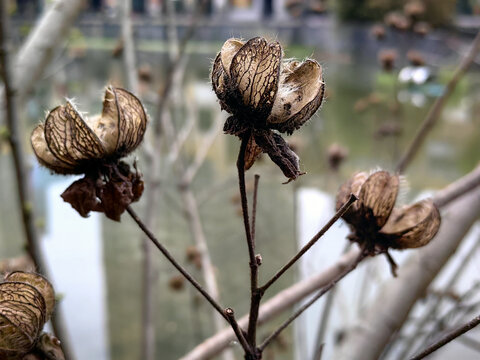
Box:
(126, 206, 228, 322)
(237, 133, 261, 350)
(410, 314, 480, 360)
(260, 194, 357, 293)
(224, 308, 251, 354)
(259, 249, 366, 351)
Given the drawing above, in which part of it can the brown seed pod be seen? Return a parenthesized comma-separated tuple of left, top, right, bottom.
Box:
(212, 37, 324, 181)
(0, 272, 55, 357)
(168, 275, 185, 292)
(378, 49, 398, 72)
(31, 86, 148, 221)
(336, 171, 441, 254)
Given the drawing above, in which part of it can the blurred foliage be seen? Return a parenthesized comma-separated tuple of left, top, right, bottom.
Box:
(333, 0, 457, 25)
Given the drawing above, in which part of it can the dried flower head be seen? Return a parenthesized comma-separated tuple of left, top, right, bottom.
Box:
(31, 86, 147, 221)
(413, 21, 431, 36)
(407, 50, 426, 66)
(0, 272, 56, 357)
(327, 143, 348, 171)
(371, 24, 386, 40)
(336, 171, 441, 272)
(378, 49, 398, 72)
(212, 37, 324, 181)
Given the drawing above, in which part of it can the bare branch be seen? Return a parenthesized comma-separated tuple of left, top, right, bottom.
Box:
(410, 314, 480, 360)
(260, 194, 357, 293)
(179, 249, 362, 360)
(396, 31, 480, 173)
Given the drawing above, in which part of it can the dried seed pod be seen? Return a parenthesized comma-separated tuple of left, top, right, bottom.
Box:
(0, 272, 55, 357)
(212, 37, 324, 181)
(5, 272, 55, 321)
(168, 275, 185, 292)
(31, 86, 148, 221)
(378, 49, 398, 72)
(336, 171, 441, 256)
(380, 199, 441, 249)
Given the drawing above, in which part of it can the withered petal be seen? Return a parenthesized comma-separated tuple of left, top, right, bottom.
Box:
(244, 134, 263, 170)
(61, 177, 102, 218)
(44, 102, 106, 167)
(358, 171, 399, 230)
(99, 179, 135, 222)
(253, 130, 302, 181)
(30, 124, 78, 175)
(268, 59, 325, 135)
(380, 199, 441, 249)
(101, 86, 147, 157)
(230, 37, 282, 121)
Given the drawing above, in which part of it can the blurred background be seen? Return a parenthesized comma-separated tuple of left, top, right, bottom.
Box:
(1, 0, 480, 359)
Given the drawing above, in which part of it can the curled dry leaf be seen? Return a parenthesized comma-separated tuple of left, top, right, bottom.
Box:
(31, 86, 147, 221)
(212, 37, 324, 181)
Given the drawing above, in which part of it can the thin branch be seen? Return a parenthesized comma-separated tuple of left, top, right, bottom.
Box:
(0, 4, 75, 359)
(126, 205, 228, 322)
(260, 194, 357, 293)
(154, 0, 207, 135)
(251, 175, 260, 249)
(237, 133, 260, 348)
(434, 164, 480, 208)
(395, 233, 480, 360)
(410, 314, 480, 360)
(180, 248, 362, 360)
(224, 308, 251, 354)
(120, 0, 138, 93)
(396, 31, 480, 173)
(258, 250, 366, 351)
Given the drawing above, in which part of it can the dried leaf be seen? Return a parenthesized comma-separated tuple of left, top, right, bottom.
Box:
(61, 177, 101, 218)
(254, 130, 302, 181)
(244, 134, 263, 170)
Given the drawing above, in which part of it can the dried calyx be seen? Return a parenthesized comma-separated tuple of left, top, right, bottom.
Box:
(336, 171, 441, 275)
(212, 37, 325, 181)
(0, 272, 63, 359)
(31, 86, 147, 221)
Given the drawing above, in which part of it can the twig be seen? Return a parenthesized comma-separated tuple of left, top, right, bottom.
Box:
(409, 314, 480, 360)
(224, 308, 251, 354)
(126, 205, 228, 322)
(180, 248, 363, 360)
(0, 4, 75, 359)
(434, 164, 480, 208)
(154, 0, 207, 135)
(396, 31, 480, 173)
(237, 133, 261, 349)
(251, 174, 260, 249)
(258, 250, 366, 351)
(260, 194, 357, 293)
(120, 0, 138, 93)
(395, 233, 480, 360)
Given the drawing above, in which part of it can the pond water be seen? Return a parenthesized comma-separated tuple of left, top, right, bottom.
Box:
(1, 19, 479, 360)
